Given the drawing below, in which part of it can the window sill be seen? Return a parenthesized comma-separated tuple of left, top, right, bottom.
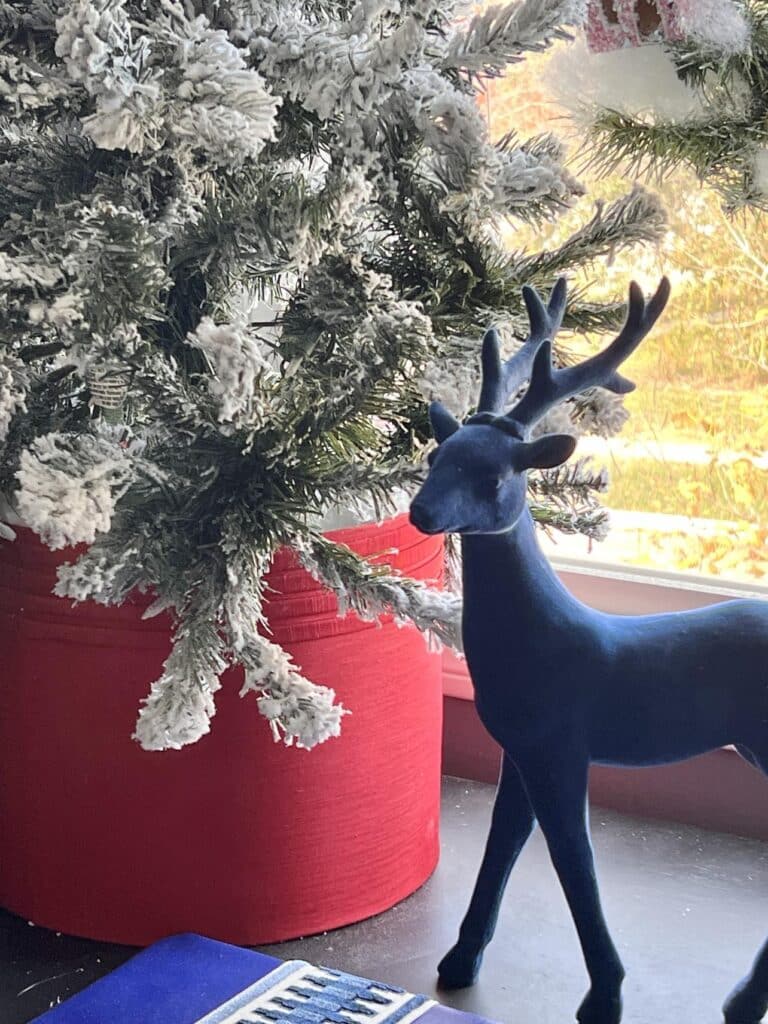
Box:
(552, 554, 768, 608)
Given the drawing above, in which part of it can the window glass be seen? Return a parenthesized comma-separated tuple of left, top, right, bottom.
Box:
(486, 46, 768, 587)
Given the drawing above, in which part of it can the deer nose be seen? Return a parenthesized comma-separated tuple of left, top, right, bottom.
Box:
(409, 500, 437, 534)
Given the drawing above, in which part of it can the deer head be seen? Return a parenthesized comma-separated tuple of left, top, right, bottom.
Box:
(409, 277, 670, 536)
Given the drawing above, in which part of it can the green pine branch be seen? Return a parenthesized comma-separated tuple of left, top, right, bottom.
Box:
(585, 109, 766, 184)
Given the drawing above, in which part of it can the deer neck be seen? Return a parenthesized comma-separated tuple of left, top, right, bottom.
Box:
(460, 506, 584, 628)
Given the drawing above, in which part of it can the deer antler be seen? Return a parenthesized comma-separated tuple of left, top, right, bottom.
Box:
(505, 277, 670, 433)
(477, 277, 568, 414)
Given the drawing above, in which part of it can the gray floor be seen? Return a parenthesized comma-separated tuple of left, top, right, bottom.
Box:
(2, 776, 768, 1024)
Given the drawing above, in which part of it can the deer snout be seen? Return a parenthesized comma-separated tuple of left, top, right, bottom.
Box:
(409, 499, 441, 535)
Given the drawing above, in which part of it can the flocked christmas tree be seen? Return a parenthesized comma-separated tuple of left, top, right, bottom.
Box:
(582, 0, 767, 212)
(0, 0, 666, 751)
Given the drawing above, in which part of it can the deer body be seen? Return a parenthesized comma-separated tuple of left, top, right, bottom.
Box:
(410, 278, 768, 1024)
(463, 513, 768, 768)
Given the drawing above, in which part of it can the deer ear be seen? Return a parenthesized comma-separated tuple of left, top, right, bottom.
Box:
(515, 434, 577, 470)
(429, 401, 460, 443)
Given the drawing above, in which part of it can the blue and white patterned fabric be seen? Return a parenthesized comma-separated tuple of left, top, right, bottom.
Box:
(32, 934, 492, 1024)
(198, 961, 434, 1024)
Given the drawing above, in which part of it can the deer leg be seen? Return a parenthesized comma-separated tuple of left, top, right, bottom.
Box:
(520, 750, 624, 1024)
(724, 938, 768, 1024)
(724, 746, 768, 1023)
(438, 753, 535, 989)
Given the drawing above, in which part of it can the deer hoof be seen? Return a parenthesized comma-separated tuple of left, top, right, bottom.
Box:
(576, 987, 623, 1024)
(724, 981, 768, 1023)
(437, 946, 481, 990)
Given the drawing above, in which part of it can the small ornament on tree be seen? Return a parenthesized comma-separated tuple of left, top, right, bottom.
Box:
(86, 363, 131, 411)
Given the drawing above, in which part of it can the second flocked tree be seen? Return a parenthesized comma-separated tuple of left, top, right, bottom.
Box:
(584, 0, 766, 212)
(0, 0, 665, 750)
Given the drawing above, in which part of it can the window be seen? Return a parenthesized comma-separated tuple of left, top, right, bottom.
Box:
(485, 45, 768, 590)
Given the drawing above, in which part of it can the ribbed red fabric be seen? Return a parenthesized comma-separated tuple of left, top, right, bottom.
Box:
(0, 516, 443, 945)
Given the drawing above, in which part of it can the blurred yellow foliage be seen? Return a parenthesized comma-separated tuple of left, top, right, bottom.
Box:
(633, 525, 768, 580)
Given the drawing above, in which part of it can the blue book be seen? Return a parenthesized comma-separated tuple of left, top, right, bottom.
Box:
(32, 933, 494, 1024)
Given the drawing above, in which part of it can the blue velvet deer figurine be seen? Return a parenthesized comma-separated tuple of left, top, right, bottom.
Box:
(409, 277, 768, 1024)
